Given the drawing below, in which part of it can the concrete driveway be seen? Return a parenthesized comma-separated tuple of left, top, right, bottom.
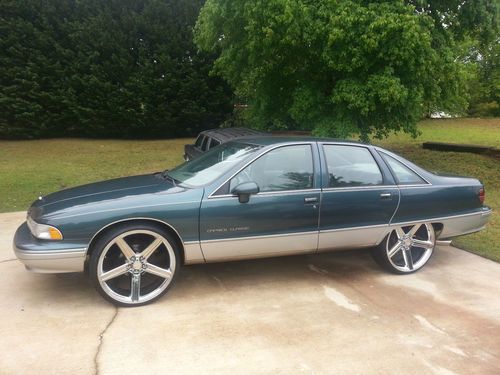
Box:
(1, 211, 499, 375)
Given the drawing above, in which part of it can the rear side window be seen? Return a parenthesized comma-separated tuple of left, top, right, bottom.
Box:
(323, 145, 383, 187)
(209, 138, 221, 149)
(195, 135, 204, 148)
(380, 153, 427, 185)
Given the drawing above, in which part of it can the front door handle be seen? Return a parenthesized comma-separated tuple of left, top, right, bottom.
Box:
(380, 192, 392, 199)
(304, 197, 318, 204)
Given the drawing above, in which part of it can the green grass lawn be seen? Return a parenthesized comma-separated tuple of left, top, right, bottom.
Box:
(0, 118, 498, 260)
(0, 138, 191, 212)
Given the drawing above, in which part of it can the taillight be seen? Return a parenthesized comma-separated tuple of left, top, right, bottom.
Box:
(479, 187, 485, 204)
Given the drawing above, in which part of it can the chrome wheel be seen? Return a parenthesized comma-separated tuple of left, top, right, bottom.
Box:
(96, 229, 177, 305)
(385, 223, 435, 273)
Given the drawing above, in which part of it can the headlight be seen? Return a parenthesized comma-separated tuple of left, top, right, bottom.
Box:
(27, 216, 63, 240)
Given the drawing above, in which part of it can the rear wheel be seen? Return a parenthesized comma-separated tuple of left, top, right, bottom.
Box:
(372, 222, 435, 274)
(89, 223, 180, 306)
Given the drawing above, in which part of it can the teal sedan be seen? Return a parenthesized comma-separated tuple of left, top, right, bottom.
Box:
(14, 137, 492, 306)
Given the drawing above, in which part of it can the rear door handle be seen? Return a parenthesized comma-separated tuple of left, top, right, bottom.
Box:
(380, 193, 392, 199)
(304, 197, 318, 204)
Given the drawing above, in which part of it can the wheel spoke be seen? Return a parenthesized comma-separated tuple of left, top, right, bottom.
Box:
(412, 239, 434, 250)
(395, 227, 405, 240)
(140, 237, 163, 260)
(100, 263, 128, 282)
(388, 241, 402, 258)
(408, 223, 422, 237)
(116, 237, 136, 260)
(145, 263, 172, 279)
(131, 273, 141, 302)
(402, 249, 414, 270)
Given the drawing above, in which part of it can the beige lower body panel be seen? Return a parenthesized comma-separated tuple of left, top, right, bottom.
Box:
(318, 225, 389, 252)
(183, 241, 206, 264)
(188, 209, 492, 264)
(436, 210, 492, 239)
(200, 232, 318, 263)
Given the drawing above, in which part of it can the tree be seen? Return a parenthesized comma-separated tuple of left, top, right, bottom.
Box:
(194, 0, 497, 140)
(0, 0, 233, 139)
(409, 1, 498, 116)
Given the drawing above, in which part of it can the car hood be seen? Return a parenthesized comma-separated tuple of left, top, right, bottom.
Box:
(30, 173, 184, 220)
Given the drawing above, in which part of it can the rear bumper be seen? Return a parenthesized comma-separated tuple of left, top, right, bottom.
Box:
(13, 222, 86, 273)
(438, 207, 492, 239)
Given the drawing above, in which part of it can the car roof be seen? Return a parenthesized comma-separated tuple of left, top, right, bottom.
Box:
(233, 136, 370, 147)
(200, 127, 266, 141)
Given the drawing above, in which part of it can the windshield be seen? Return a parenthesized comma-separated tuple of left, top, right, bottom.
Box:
(165, 141, 262, 187)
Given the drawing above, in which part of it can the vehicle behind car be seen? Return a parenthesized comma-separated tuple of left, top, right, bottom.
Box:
(184, 127, 266, 161)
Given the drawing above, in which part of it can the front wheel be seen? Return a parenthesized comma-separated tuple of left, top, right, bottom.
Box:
(89, 223, 180, 307)
(372, 222, 436, 274)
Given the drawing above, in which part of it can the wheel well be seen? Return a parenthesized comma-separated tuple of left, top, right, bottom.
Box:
(85, 219, 185, 267)
(431, 222, 444, 237)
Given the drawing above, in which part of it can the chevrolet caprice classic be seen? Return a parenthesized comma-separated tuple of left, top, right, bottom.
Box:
(14, 137, 492, 306)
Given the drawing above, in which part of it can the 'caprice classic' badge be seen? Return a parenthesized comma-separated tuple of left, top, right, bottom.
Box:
(207, 226, 250, 233)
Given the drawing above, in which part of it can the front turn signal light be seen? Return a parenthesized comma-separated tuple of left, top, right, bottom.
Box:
(27, 216, 64, 240)
(48, 226, 63, 240)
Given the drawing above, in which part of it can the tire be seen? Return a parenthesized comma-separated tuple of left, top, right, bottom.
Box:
(371, 222, 436, 275)
(89, 222, 180, 307)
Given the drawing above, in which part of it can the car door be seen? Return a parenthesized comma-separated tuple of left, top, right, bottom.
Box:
(199, 143, 321, 262)
(318, 143, 399, 251)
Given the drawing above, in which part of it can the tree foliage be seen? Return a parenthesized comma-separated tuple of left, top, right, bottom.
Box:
(195, 0, 498, 140)
(0, 0, 233, 139)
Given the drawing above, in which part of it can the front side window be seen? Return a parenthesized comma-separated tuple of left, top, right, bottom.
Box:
(380, 153, 427, 185)
(166, 142, 261, 187)
(323, 145, 383, 187)
(229, 145, 314, 192)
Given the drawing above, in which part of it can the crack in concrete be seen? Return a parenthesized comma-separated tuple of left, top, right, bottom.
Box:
(94, 307, 119, 375)
(0, 258, 16, 264)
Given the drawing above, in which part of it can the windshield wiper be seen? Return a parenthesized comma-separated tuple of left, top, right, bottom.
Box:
(161, 172, 179, 187)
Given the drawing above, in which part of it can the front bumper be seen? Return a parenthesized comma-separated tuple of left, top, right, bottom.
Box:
(13, 222, 87, 273)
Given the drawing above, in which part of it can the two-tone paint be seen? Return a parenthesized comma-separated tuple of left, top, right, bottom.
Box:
(14, 138, 492, 273)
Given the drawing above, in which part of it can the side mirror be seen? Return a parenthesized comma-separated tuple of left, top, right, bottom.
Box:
(231, 181, 260, 203)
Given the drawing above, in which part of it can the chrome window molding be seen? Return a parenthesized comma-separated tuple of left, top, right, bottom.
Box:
(207, 188, 321, 200)
(320, 143, 387, 189)
(254, 188, 321, 196)
(377, 150, 432, 185)
(208, 142, 317, 199)
(321, 185, 397, 192)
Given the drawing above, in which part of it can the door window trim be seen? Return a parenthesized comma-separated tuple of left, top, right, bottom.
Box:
(208, 142, 318, 199)
(377, 150, 432, 186)
(320, 143, 387, 189)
